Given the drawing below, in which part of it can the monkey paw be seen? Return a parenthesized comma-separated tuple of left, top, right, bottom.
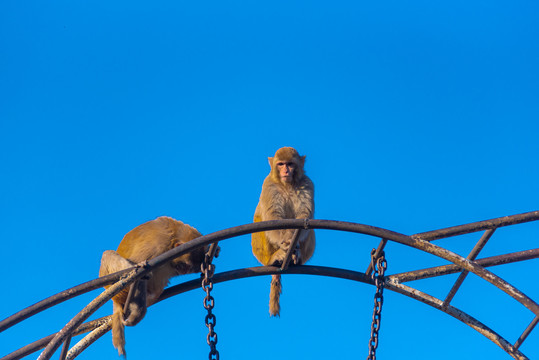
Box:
(269, 249, 286, 266)
(271, 259, 283, 267)
(291, 250, 302, 265)
(136, 261, 152, 280)
(135, 260, 150, 268)
(279, 238, 293, 252)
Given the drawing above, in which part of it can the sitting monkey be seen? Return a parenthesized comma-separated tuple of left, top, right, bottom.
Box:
(251, 147, 315, 316)
(99, 216, 206, 356)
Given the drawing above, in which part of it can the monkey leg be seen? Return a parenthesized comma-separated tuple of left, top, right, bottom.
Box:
(269, 248, 287, 266)
(277, 229, 296, 248)
(122, 279, 147, 326)
(99, 250, 148, 325)
(99, 250, 137, 277)
(290, 229, 311, 265)
(297, 230, 316, 265)
(291, 246, 301, 265)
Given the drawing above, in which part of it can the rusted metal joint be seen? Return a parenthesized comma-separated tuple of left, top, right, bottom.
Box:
(366, 238, 388, 277)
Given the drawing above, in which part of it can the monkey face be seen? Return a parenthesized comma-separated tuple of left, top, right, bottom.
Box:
(171, 246, 206, 274)
(276, 161, 296, 184)
(268, 147, 306, 185)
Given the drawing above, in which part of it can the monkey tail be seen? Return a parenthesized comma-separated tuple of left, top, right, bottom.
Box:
(112, 302, 127, 357)
(269, 274, 282, 317)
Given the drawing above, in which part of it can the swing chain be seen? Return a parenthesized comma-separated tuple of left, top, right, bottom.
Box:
(367, 248, 387, 360)
(202, 253, 219, 360)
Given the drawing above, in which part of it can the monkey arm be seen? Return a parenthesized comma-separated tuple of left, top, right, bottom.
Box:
(258, 180, 289, 221)
(257, 193, 291, 249)
(294, 177, 315, 220)
(255, 176, 313, 258)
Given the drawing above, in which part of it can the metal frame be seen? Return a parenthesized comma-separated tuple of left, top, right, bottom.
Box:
(1, 211, 538, 360)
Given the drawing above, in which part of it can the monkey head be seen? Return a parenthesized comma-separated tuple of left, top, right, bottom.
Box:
(268, 147, 305, 186)
(170, 225, 206, 274)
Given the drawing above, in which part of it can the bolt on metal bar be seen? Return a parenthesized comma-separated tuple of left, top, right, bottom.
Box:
(514, 315, 539, 350)
(443, 229, 495, 307)
(365, 238, 388, 276)
(389, 248, 539, 283)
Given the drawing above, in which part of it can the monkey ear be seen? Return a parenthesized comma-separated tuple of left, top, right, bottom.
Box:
(268, 157, 274, 167)
(300, 155, 306, 166)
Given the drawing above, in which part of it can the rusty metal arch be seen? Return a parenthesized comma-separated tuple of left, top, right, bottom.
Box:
(1, 211, 538, 360)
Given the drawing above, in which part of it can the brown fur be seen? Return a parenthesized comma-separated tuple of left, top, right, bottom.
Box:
(251, 147, 315, 316)
(99, 216, 205, 356)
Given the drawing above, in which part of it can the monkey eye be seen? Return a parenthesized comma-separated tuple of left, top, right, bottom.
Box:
(276, 161, 296, 169)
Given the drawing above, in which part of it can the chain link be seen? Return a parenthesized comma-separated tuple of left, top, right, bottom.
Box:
(367, 249, 387, 360)
(202, 254, 219, 360)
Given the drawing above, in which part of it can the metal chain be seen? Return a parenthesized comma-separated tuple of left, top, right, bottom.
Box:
(201, 254, 219, 360)
(367, 249, 387, 360)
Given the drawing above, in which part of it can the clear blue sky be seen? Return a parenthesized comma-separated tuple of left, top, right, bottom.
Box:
(1, 1, 538, 359)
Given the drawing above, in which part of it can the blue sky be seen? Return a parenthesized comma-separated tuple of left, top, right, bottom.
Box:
(1, 1, 538, 359)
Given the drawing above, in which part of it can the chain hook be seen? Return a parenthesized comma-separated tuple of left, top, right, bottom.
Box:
(367, 248, 387, 360)
(202, 252, 219, 360)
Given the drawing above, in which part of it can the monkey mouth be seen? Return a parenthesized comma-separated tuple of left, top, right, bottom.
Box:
(281, 175, 293, 181)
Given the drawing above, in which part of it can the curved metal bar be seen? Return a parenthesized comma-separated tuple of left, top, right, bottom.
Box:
(102, 217, 539, 317)
(0, 265, 370, 360)
(0, 271, 130, 333)
(1, 334, 55, 360)
(163, 266, 529, 360)
(400, 236, 539, 315)
(3, 265, 528, 360)
(4, 213, 536, 334)
(37, 266, 150, 360)
(0, 219, 402, 334)
(413, 210, 539, 241)
(5, 218, 537, 337)
(65, 320, 111, 360)
(147, 218, 539, 316)
(2, 213, 537, 360)
(0, 318, 110, 360)
(389, 248, 539, 283)
(384, 280, 527, 360)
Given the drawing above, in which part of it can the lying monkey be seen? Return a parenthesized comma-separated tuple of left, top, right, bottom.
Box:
(99, 216, 206, 356)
